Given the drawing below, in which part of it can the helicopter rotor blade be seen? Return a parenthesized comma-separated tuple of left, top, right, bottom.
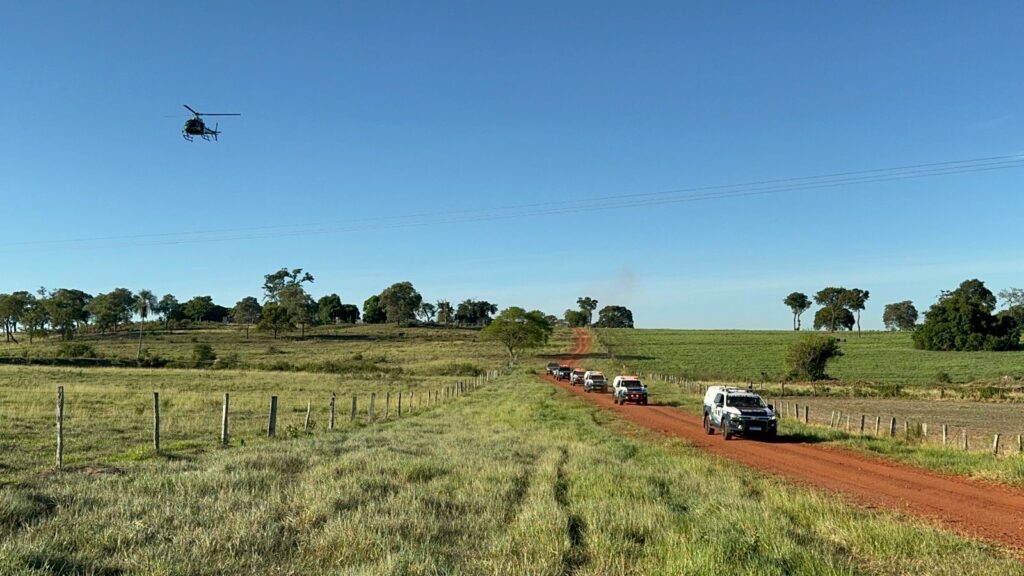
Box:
(183, 104, 199, 115)
(199, 113, 241, 116)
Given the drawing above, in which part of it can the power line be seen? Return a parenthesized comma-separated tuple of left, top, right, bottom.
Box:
(4, 152, 1022, 253)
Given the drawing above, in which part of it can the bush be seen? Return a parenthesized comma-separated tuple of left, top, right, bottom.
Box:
(55, 342, 97, 359)
(192, 343, 217, 368)
(432, 362, 484, 376)
(786, 335, 843, 381)
(213, 352, 241, 370)
(936, 371, 952, 384)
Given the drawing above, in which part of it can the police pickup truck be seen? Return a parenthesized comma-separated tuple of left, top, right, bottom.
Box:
(612, 375, 648, 405)
(703, 386, 777, 440)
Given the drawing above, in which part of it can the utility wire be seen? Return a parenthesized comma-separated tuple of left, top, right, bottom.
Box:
(3, 153, 1022, 253)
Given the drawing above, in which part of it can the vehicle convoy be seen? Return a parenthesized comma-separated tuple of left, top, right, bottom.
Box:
(703, 386, 777, 440)
(546, 362, 560, 375)
(556, 366, 572, 381)
(583, 371, 607, 393)
(570, 368, 586, 386)
(612, 375, 648, 405)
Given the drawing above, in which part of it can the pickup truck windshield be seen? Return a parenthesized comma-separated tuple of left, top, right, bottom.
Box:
(727, 396, 765, 408)
(591, 376, 605, 381)
(621, 381, 642, 388)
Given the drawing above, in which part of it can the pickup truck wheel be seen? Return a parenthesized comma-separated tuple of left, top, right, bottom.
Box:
(722, 418, 733, 440)
(642, 398, 648, 406)
(704, 415, 715, 435)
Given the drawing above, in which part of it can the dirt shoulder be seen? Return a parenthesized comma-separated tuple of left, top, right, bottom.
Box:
(552, 328, 1024, 552)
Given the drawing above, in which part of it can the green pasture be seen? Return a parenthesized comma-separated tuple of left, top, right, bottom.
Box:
(2, 373, 1019, 575)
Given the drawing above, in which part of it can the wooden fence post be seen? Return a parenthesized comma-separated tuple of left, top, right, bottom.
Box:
(369, 393, 376, 423)
(859, 415, 865, 434)
(1018, 434, 1023, 453)
(409, 391, 414, 413)
(153, 392, 161, 452)
(385, 392, 391, 420)
(942, 424, 948, 446)
(56, 386, 64, 469)
(922, 423, 928, 439)
(889, 417, 897, 437)
(795, 403, 800, 420)
(268, 396, 278, 438)
(398, 391, 403, 418)
(963, 429, 969, 451)
(830, 411, 835, 428)
(351, 396, 357, 421)
(803, 406, 809, 425)
(221, 393, 230, 446)
(874, 416, 880, 435)
(993, 434, 1001, 456)
(304, 401, 312, 432)
(845, 415, 850, 431)
(329, 393, 336, 431)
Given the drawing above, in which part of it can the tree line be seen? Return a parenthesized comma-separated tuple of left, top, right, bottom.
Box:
(784, 279, 1023, 351)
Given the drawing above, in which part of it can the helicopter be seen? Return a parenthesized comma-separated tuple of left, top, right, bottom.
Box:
(182, 105, 240, 141)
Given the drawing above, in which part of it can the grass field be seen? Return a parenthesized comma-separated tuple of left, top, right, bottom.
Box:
(2, 370, 1021, 574)
(583, 329, 1024, 485)
(596, 328, 1024, 388)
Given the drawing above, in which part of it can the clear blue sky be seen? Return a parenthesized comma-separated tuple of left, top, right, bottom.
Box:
(2, 2, 1022, 329)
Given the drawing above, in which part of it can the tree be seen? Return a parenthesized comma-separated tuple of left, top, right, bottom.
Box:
(416, 302, 437, 323)
(363, 295, 386, 324)
(0, 292, 29, 343)
(454, 299, 498, 326)
(281, 285, 316, 337)
(436, 300, 454, 326)
(564, 309, 589, 327)
(576, 296, 599, 325)
(913, 279, 1021, 351)
(998, 288, 1024, 327)
(155, 294, 184, 328)
(88, 288, 133, 333)
(786, 335, 843, 381)
(182, 296, 216, 322)
(22, 289, 49, 343)
(481, 307, 553, 364)
(44, 289, 92, 340)
(233, 296, 262, 339)
(133, 289, 157, 360)
(783, 292, 812, 331)
(594, 305, 634, 328)
(379, 282, 422, 325)
(813, 287, 849, 333)
(317, 294, 344, 325)
(263, 268, 314, 303)
(844, 288, 870, 334)
(813, 307, 854, 331)
(883, 301, 918, 331)
(257, 302, 293, 338)
(338, 304, 360, 324)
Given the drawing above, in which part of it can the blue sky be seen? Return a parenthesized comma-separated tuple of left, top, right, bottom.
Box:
(2, 1, 1022, 329)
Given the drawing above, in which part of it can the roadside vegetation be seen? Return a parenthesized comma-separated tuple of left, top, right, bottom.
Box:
(2, 372, 1020, 574)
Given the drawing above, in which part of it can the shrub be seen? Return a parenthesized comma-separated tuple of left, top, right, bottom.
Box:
(432, 362, 484, 376)
(192, 343, 217, 368)
(936, 371, 952, 384)
(785, 335, 843, 381)
(55, 342, 97, 359)
(213, 353, 241, 370)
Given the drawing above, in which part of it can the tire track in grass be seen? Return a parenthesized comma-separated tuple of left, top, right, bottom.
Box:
(551, 328, 1024, 553)
(553, 446, 588, 575)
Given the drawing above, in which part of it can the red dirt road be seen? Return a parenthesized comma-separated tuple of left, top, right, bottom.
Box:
(552, 328, 1024, 551)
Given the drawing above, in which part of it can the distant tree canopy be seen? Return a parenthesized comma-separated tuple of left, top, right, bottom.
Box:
(44, 288, 91, 340)
(317, 294, 343, 325)
(594, 305, 634, 328)
(844, 288, 870, 334)
(998, 288, 1024, 327)
(576, 296, 599, 325)
(786, 335, 843, 381)
(913, 279, 1021, 351)
(362, 295, 386, 324)
(783, 292, 812, 331)
(883, 301, 918, 331)
(337, 304, 360, 324)
(454, 299, 498, 326)
(813, 307, 854, 331)
(436, 300, 454, 325)
(182, 296, 216, 322)
(564, 309, 588, 327)
(416, 302, 437, 323)
(480, 307, 553, 363)
(88, 288, 134, 332)
(233, 296, 263, 339)
(156, 294, 184, 326)
(257, 302, 293, 338)
(379, 281, 422, 325)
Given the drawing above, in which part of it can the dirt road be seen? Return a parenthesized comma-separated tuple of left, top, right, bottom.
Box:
(551, 328, 1024, 551)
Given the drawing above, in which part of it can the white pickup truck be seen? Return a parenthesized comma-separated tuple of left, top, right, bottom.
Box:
(703, 386, 777, 440)
(612, 375, 648, 405)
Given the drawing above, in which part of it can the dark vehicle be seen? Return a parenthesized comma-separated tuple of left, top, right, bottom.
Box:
(546, 362, 560, 375)
(556, 366, 572, 381)
(182, 104, 240, 141)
